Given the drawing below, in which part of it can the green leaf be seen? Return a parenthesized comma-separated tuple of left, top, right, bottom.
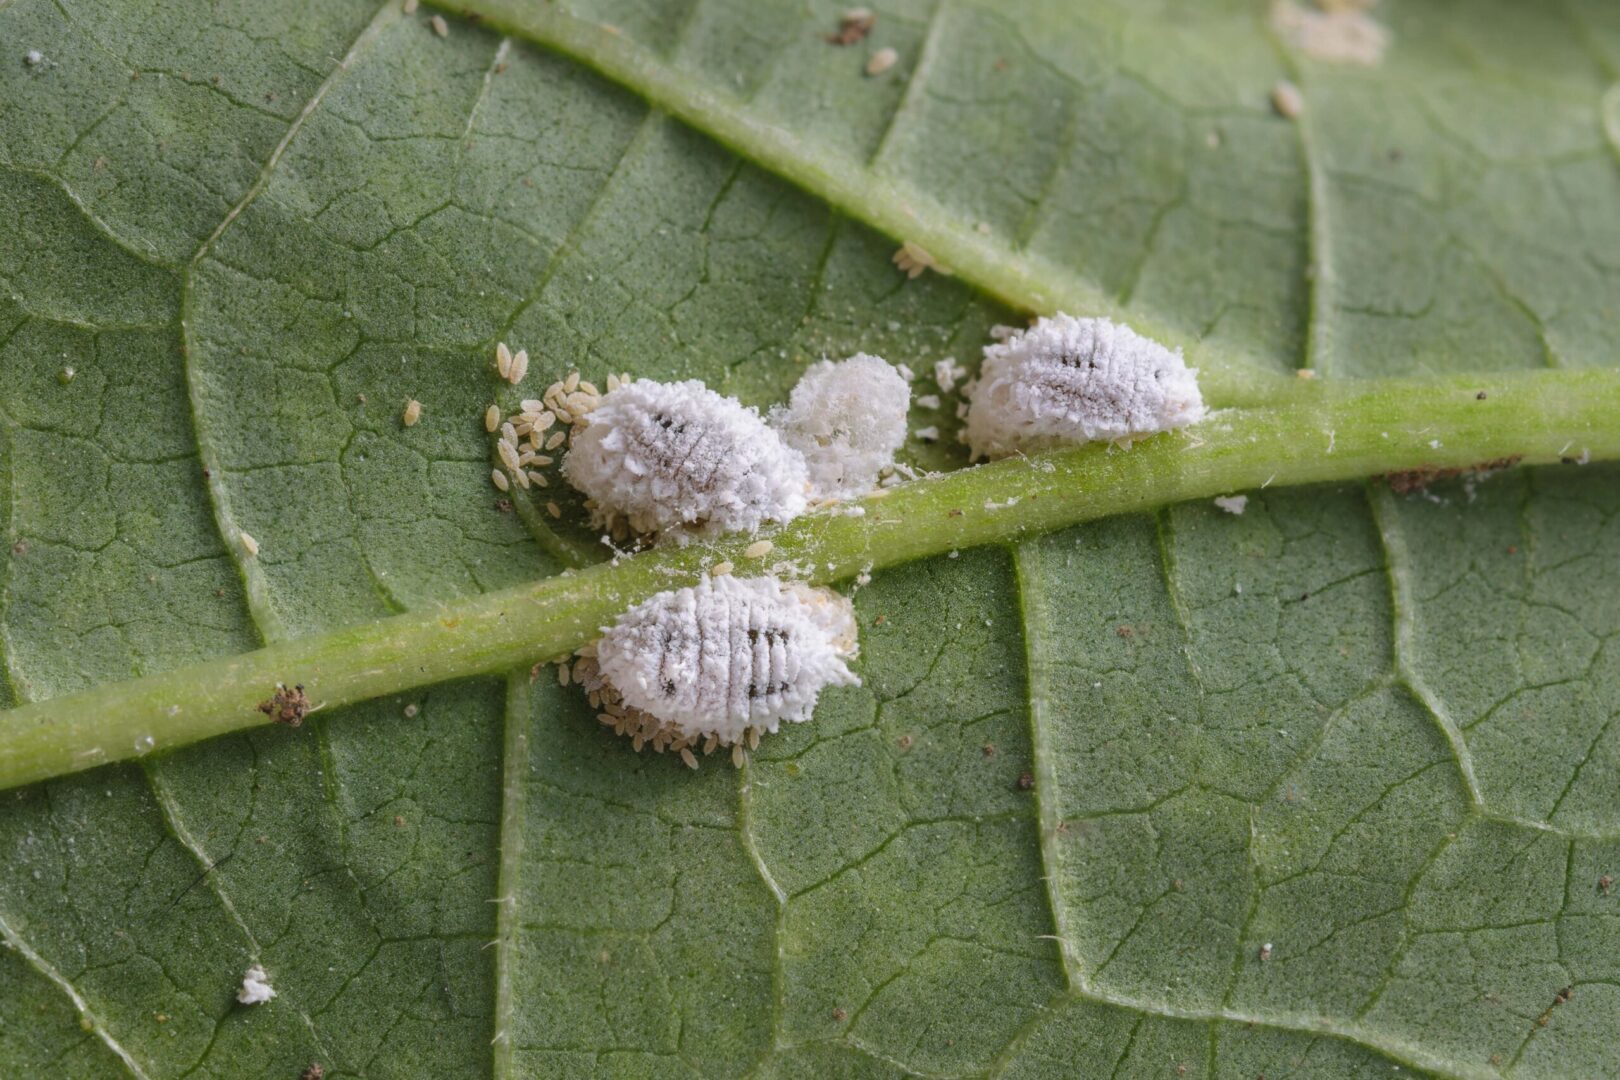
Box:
(2, 2, 1619, 1078)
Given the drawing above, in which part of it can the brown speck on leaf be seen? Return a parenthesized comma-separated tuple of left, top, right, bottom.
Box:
(948, 508, 964, 517)
(1384, 456, 1522, 495)
(982, 743, 995, 757)
(897, 734, 914, 751)
(495, 498, 513, 513)
(1507, 545, 1519, 555)
(1490, 1054, 1502, 1067)
(1600, 874, 1613, 896)
(873, 614, 886, 626)
(10, 539, 26, 557)
(393, 815, 406, 827)
(258, 683, 311, 727)
(1172, 878, 1184, 891)
(300, 1065, 325, 1080)
(1115, 625, 1133, 639)
(825, 8, 875, 45)
(832, 1006, 848, 1021)
(1476, 390, 1488, 400)
(1176, 1066, 1188, 1077)
(1017, 771, 1035, 791)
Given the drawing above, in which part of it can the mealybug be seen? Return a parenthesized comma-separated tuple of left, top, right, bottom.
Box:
(579, 575, 859, 755)
(772, 353, 910, 499)
(563, 379, 808, 539)
(964, 314, 1206, 460)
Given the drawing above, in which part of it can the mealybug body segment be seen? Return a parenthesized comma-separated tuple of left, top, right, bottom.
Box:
(964, 314, 1206, 460)
(772, 353, 910, 499)
(593, 575, 859, 745)
(564, 379, 808, 538)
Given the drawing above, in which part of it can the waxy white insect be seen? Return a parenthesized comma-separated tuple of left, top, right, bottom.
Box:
(963, 314, 1206, 460)
(771, 353, 910, 499)
(563, 379, 809, 539)
(591, 575, 860, 747)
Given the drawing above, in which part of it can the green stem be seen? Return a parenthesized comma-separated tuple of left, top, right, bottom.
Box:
(1, 371, 1616, 790)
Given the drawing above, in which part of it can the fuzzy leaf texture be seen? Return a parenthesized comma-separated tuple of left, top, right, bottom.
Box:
(2, 1, 1619, 1078)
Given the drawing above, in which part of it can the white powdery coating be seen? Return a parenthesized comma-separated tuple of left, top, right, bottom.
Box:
(563, 379, 809, 537)
(595, 575, 859, 745)
(771, 353, 910, 498)
(964, 314, 1206, 459)
(237, 965, 276, 1005)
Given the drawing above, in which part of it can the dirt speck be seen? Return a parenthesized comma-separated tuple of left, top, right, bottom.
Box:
(825, 8, 874, 45)
(1384, 456, 1521, 495)
(1016, 771, 1034, 791)
(300, 1065, 325, 1080)
(832, 1006, 848, 1021)
(258, 683, 310, 727)
(1600, 874, 1613, 896)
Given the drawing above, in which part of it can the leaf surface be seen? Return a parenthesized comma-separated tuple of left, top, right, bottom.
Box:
(2, 1, 1619, 1078)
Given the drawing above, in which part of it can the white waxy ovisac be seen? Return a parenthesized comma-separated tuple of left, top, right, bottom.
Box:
(771, 353, 910, 498)
(594, 575, 859, 745)
(964, 314, 1206, 460)
(563, 379, 808, 538)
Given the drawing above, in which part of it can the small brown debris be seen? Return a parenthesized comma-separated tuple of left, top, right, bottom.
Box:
(982, 743, 996, 757)
(866, 46, 898, 76)
(1384, 456, 1522, 495)
(1476, 390, 1488, 400)
(1600, 874, 1613, 896)
(300, 1065, 325, 1080)
(429, 13, 449, 37)
(494, 498, 513, 513)
(826, 8, 874, 45)
(393, 815, 406, 827)
(10, 539, 26, 557)
(258, 683, 311, 727)
(832, 1006, 848, 1021)
(1115, 625, 1133, 639)
(897, 734, 914, 751)
(1016, 771, 1035, 791)
(947, 508, 964, 518)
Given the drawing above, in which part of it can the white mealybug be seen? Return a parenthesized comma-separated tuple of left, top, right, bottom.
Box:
(590, 575, 859, 749)
(563, 379, 808, 538)
(771, 353, 910, 499)
(963, 314, 1206, 460)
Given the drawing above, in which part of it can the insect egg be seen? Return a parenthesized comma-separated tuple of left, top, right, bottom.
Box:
(963, 313, 1206, 460)
(771, 353, 910, 499)
(562, 379, 809, 538)
(592, 575, 860, 747)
